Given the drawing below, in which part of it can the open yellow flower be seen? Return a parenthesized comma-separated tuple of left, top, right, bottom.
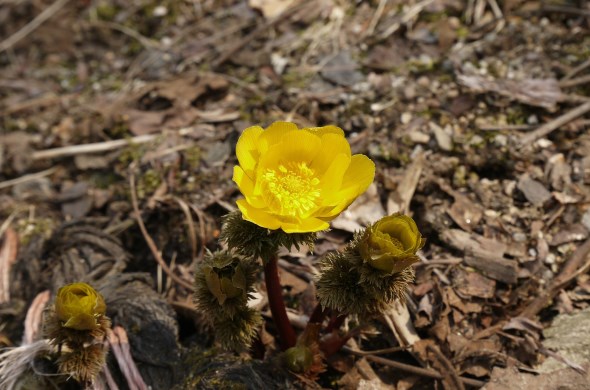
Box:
(55, 282, 106, 331)
(233, 122, 375, 233)
(359, 214, 425, 274)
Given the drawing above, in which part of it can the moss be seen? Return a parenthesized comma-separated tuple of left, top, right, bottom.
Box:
(136, 169, 161, 199)
(118, 142, 144, 166)
(16, 218, 55, 245)
(95, 2, 120, 21)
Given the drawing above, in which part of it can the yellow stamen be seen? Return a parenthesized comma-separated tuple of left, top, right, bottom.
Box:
(261, 162, 320, 217)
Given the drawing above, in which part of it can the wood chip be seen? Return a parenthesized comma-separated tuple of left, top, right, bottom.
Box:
(517, 174, 552, 206)
(457, 74, 564, 111)
(442, 229, 518, 284)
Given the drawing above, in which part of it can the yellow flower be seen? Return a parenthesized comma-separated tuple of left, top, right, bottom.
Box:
(359, 214, 425, 274)
(233, 122, 375, 233)
(55, 282, 106, 330)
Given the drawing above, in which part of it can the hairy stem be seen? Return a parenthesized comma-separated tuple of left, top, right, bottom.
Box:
(264, 254, 296, 350)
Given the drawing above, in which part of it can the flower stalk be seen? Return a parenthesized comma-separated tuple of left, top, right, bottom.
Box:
(264, 253, 296, 350)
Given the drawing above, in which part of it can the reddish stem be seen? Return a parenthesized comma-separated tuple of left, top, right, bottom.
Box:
(308, 304, 328, 325)
(325, 313, 346, 333)
(264, 254, 297, 350)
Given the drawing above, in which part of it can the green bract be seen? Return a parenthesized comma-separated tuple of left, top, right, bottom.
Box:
(359, 213, 424, 274)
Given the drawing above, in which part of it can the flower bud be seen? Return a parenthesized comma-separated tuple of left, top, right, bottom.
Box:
(359, 213, 424, 274)
(202, 252, 247, 305)
(284, 346, 313, 373)
(55, 283, 106, 331)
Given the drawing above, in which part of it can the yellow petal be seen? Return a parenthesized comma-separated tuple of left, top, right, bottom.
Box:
(311, 133, 351, 174)
(340, 154, 375, 193)
(233, 166, 266, 208)
(318, 153, 350, 194)
(236, 126, 264, 177)
(303, 125, 345, 138)
(280, 216, 329, 233)
(258, 122, 298, 154)
(257, 130, 322, 172)
(237, 198, 282, 230)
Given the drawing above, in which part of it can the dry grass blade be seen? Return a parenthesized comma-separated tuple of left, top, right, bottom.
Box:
(0, 168, 57, 190)
(107, 327, 148, 390)
(129, 170, 194, 292)
(0, 340, 53, 389)
(0, 227, 18, 303)
(22, 290, 50, 345)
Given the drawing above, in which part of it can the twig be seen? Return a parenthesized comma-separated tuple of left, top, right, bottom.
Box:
(363, 0, 388, 37)
(518, 101, 590, 147)
(378, 0, 434, 41)
(558, 74, 590, 88)
(343, 346, 408, 356)
(478, 124, 534, 131)
(427, 344, 465, 390)
(213, 0, 308, 68)
(540, 3, 590, 17)
(31, 127, 195, 160)
(86, 20, 161, 50)
(563, 58, 590, 81)
(0, 167, 57, 190)
(345, 352, 486, 388)
(0, 0, 71, 54)
(521, 238, 590, 319)
(0, 93, 63, 116)
(129, 170, 194, 292)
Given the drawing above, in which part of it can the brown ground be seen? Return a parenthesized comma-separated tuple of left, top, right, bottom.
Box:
(1, 0, 590, 389)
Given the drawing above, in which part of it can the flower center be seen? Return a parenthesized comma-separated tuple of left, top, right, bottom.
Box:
(261, 162, 321, 217)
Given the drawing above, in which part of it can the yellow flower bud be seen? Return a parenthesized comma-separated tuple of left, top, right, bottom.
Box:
(359, 213, 425, 274)
(55, 283, 106, 331)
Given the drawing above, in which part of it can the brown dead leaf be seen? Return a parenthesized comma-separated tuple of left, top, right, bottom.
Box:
(452, 268, 496, 299)
(445, 287, 482, 314)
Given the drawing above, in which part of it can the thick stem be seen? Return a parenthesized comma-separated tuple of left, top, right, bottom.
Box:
(264, 254, 296, 350)
(308, 304, 328, 325)
(325, 313, 346, 333)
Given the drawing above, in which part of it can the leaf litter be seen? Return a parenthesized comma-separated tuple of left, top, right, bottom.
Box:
(1, 0, 590, 388)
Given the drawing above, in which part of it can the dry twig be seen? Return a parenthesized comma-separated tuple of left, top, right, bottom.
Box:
(518, 101, 590, 147)
(521, 238, 590, 319)
(344, 350, 485, 388)
(0, 0, 71, 54)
